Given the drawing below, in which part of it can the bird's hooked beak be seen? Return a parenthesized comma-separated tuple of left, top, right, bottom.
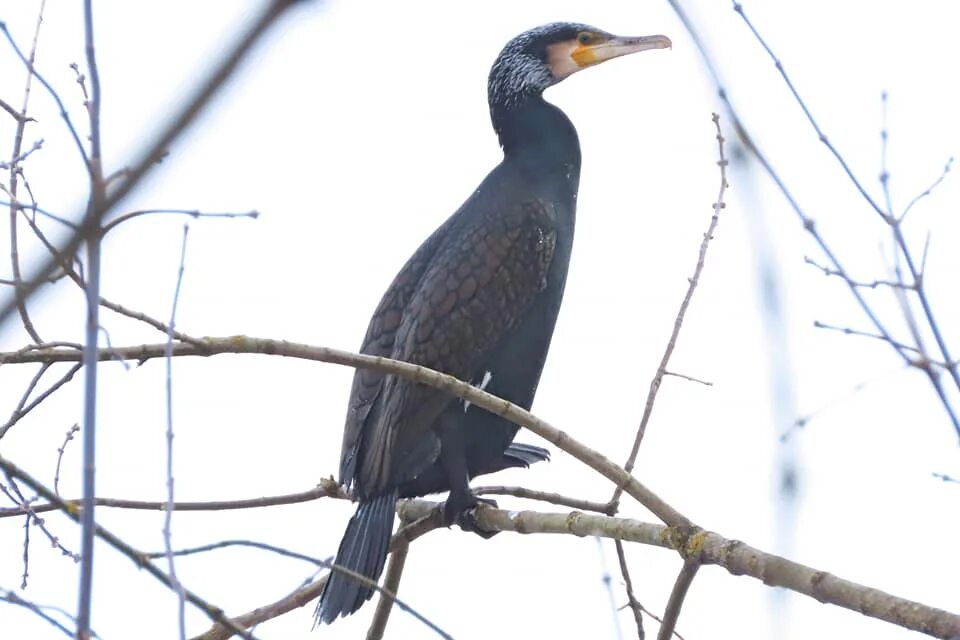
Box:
(548, 32, 672, 81)
(574, 34, 672, 67)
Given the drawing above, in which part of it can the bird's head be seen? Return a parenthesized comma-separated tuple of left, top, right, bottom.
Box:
(488, 22, 672, 110)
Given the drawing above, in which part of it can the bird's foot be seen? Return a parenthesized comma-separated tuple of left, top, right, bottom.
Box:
(443, 492, 499, 538)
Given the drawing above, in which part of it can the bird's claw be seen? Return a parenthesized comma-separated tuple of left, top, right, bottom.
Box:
(442, 494, 499, 538)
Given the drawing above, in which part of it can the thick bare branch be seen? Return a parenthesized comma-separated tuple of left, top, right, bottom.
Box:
(0, 336, 689, 527)
(396, 501, 960, 639)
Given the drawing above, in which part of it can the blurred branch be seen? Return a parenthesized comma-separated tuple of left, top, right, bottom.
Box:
(729, 1, 960, 433)
(900, 158, 953, 223)
(0, 0, 307, 329)
(1, 587, 78, 638)
(14, 208, 206, 345)
(77, 1, 106, 633)
(932, 472, 959, 484)
(664, 0, 960, 435)
(811, 320, 926, 359)
(0, 18, 90, 169)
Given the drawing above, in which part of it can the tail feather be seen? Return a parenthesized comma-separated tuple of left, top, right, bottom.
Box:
(502, 442, 550, 468)
(315, 490, 398, 624)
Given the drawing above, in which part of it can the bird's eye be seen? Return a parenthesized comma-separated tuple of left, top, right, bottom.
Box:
(577, 32, 592, 45)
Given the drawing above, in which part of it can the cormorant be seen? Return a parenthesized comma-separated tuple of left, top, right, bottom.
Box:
(315, 22, 670, 624)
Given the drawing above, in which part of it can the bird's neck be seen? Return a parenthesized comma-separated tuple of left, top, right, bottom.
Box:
(491, 95, 581, 170)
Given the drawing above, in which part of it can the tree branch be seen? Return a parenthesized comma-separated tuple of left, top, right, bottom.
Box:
(610, 112, 729, 509)
(0, 336, 689, 527)
(0, 455, 260, 639)
(0, 0, 307, 328)
(0, 481, 345, 518)
(657, 560, 699, 640)
(395, 501, 960, 639)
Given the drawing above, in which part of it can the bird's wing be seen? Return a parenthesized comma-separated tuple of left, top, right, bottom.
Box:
(339, 217, 458, 488)
(358, 198, 559, 493)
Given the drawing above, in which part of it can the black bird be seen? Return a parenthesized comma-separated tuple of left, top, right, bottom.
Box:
(315, 22, 670, 624)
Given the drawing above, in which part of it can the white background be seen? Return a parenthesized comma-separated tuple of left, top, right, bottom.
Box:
(1, 1, 958, 639)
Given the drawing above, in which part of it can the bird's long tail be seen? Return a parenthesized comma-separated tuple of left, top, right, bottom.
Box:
(314, 489, 398, 624)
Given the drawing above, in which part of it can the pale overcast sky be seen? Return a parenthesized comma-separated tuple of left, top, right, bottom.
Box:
(1, 1, 958, 639)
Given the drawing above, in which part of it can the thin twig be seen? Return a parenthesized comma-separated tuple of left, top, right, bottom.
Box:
(2, 189, 77, 228)
(102, 208, 259, 236)
(0, 0, 306, 328)
(0, 138, 44, 170)
(812, 320, 923, 357)
(729, 0, 960, 435)
(804, 256, 913, 291)
(0, 363, 82, 439)
(142, 540, 325, 566)
(0, 482, 346, 518)
(0, 97, 31, 121)
(474, 485, 610, 513)
(615, 539, 645, 639)
(2, 362, 50, 429)
(878, 91, 894, 216)
(193, 510, 444, 640)
(54, 424, 80, 495)
(198, 542, 449, 640)
(656, 560, 698, 640)
(663, 0, 959, 433)
(1, 475, 80, 563)
(13, 207, 207, 346)
(900, 158, 953, 223)
(6, 0, 48, 345)
(731, 2, 885, 218)
(1, 588, 76, 638)
(0, 15, 90, 169)
(0, 455, 261, 640)
(610, 112, 729, 509)
(165, 225, 190, 640)
(662, 370, 712, 386)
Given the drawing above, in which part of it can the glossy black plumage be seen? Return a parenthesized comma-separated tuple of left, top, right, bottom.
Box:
(315, 22, 669, 625)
